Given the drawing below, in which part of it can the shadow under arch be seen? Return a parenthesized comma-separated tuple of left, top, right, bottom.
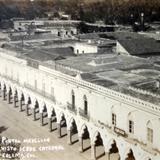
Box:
(40, 103, 48, 126)
(80, 124, 91, 152)
(25, 95, 32, 116)
(108, 139, 120, 160)
(68, 118, 78, 144)
(18, 92, 25, 112)
(58, 113, 67, 138)
(125, 148, 136, 160)
(32, 99, 40, 121)
(49, 108, 57, 132)
(92, 131, 105, 160)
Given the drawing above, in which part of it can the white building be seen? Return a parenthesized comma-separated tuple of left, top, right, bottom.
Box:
(0, 32, 160, 160)
(13, 20, 79, 37)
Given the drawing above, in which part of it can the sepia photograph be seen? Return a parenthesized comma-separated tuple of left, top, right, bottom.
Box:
(0, 0, 160, 160)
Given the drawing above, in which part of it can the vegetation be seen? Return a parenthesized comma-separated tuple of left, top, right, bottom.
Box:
(0, 0, 160, 24)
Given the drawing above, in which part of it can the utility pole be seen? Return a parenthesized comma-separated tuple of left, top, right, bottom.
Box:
(141, 12, 144, 31)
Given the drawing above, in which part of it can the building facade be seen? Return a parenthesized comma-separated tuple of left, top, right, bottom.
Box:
(0, 34, 160, 160)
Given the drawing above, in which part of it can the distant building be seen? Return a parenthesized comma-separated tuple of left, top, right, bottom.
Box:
(13, 20, 79, 37)
(116, 35, 160, 56)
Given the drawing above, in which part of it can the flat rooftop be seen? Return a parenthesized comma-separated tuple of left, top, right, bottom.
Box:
(1, 31, 160, 105)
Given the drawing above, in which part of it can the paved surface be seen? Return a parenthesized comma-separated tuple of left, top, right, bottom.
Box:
(0, 97, 114, 160)
(0, 97, 120, 160)
(0, 98, 91, 160)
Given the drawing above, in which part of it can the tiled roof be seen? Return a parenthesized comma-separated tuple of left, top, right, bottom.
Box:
(118, 38, 160, 55)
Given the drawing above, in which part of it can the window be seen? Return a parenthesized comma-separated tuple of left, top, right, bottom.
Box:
(147, 121, 153, 143)
(84, 95, 88, 115)
(112, 113, 116, 126)
(129, 120, 134, 133)
(71, 90, 75, 109)
(147, 127, 153, 143)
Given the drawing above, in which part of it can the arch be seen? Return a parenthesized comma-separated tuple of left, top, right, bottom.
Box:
(5, 85, 12, 104)
(59, 113, 67, 137)
(8, 86, 12, 94)
(12, 89, 18, 107)
(92, 131, 102, 144)
(94, 132, 103, 146)
(1, 82, 7, 100)
(60, 114, 66, 124)
(21, 92, 25, 101)
(9, 86, 15, 99)
(35, 100, 39, 109)
(14, 89, 18, 96)
(70, 119, 78, 134)
(108, 139, 119, 153)
(124, 148, 135, 160)
(40, 103, 48, 126)
(48, 108, 57, 132)
(79, 124, 91, 152)
(41, 102, 47, 113)
(11, 86, 17, 95)
(68, 118, 78, 144)
(17, 90, 23, 100)
(32, 99, 40, 121)
(58, 112, 65, 122)
(2, 83, 6, 90)
(51, 108, 56, 117)
(68, 117, 76, 129)
(27, 96, 32, 105)
(25, 95, 32, 116)
(92, 131, 105, 160)
(18, 91, 25, 111)
(6, 85, 11, 93)
(80, 124, 89, 137)
(30, 97, 37, 108)
(107, 139, 120, 160)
